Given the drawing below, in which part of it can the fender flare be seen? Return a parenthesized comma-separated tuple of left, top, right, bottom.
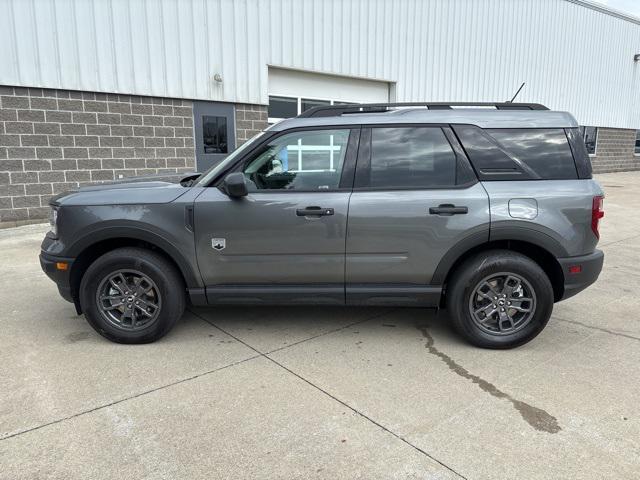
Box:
(67, 225, 202, 288)
(430, 225, 568, 285)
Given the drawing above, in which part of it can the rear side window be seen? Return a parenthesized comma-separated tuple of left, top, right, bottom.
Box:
(452, 125, 524, 179)
(367, 127, 457, 188)
(487, 129, 578, 179)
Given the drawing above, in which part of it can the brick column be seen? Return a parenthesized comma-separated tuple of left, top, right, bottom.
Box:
(235, 104, 268, 146)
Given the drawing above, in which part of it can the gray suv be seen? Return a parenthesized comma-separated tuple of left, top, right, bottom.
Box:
(40, 102, 604, 348)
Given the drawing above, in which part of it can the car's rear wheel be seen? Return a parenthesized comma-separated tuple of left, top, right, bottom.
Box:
(79, 247, 185, 344)
(446, 250, 554, 349)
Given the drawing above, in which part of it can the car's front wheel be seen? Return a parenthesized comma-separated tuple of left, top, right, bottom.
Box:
(79, 247, 186, 344)
(446, 250, 554, 349)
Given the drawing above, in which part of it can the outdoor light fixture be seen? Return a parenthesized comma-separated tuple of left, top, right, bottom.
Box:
(635, 54, 640, 62)
(213, 73, 223, 83)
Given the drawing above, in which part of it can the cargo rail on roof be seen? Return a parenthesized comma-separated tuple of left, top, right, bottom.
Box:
(297, 102, 550, 118)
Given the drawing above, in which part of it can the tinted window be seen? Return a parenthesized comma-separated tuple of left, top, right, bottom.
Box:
(453, 125, 523, 179)
(368, 127, 456, 188)
(487, 129, 578, 179)
(268, 96, 297, 119)
(202, 116, 228, 154)
(243, 129, 350, 191)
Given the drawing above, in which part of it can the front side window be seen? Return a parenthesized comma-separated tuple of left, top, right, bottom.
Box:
(635, 130, 640, 155)
(243, 129, 350, 191)
(202, 116, 228, 154)
(367, 127, 457, 188)
(487, 129, 578, 179)
(581, 126, 598, 155)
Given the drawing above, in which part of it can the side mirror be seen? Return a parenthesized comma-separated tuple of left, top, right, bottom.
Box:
(223, 172, 248, 198)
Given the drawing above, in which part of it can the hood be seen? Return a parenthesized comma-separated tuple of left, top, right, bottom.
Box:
(51, 180, 191, 207)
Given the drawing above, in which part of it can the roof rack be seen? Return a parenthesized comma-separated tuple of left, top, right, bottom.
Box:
(297, 102, 549, 118)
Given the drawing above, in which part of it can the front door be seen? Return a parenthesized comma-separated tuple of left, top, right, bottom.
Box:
(193, 101, 236, 171)
(345, 126, 490, 304)
(194, 127, 359, 304)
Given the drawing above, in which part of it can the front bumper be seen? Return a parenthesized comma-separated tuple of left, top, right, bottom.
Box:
(39, 251, 75, 304)
(558, 249, 604, 301)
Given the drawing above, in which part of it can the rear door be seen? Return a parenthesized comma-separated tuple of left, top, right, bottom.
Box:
(345, 125, 490, 304)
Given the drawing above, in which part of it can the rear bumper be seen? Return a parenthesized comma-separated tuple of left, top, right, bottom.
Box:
(558, 249, 604, 301)
(39, 251, 75, 303)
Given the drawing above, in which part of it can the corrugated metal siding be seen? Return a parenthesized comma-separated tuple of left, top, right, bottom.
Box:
(1, 0, 640, 128)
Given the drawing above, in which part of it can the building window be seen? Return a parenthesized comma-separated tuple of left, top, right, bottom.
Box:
(580, 126, 598, 155)
(635, 130, 640, 155)
(268, 95, 356, 123)
(268, 96, 298, 120)
(202, 116, 228, 154)
(301, 98, 330, 113)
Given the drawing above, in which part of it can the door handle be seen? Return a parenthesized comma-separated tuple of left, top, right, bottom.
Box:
(429, 204, 468, 216)
(296, 206, 334, 217)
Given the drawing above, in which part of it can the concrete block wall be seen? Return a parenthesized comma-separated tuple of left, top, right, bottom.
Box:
(235, 104, 268, 145)
(0, 86, 196, 225)
(590, 127, 640, 173)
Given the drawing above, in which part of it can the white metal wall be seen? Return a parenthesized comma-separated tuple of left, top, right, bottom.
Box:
(1, 0, 640, 129)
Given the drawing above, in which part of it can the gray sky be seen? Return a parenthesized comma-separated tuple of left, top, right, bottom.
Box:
(590, 0, 640, 18)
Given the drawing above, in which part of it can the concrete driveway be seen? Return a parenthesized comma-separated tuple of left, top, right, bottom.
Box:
(1, 172, 639, 479)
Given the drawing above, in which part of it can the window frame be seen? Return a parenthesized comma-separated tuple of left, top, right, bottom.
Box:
(353, 124, 477, 191)
(212, 125, 361, 193)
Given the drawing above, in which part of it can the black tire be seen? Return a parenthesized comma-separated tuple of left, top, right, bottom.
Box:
(79, 247, 186, 344)
(446, 250, 554, 349)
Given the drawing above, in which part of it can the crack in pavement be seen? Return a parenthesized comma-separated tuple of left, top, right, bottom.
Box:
(263, 309, 396, 354)
(554, 317, 640, 342)
(600, 233, 640, 247)
(0, 353, 262, 441)
(191, 310, 469, 480)
(1, 310, 386, 442)
(416, 323, 562, 434)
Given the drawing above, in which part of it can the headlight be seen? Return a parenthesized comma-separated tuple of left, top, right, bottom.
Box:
(49, 207, 58, 236)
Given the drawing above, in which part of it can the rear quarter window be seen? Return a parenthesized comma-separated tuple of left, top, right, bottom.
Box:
(486, 129, 578, 180)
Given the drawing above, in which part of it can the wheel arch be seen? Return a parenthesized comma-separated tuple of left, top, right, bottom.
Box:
(433, 236, 565, 304)
(68, 228, 200, 311)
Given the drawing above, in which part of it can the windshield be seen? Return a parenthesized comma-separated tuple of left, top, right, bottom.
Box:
(195, 131, 266, 186)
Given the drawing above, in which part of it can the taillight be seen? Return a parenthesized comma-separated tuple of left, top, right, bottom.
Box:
(591, 195, 604, 239)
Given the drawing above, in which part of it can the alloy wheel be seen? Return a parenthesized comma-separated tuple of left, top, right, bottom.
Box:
(468, 272, 537, 335)
(96, 269, 162, 331)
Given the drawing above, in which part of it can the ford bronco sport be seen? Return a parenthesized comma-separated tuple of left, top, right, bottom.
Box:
(40, 102, 604, 348)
